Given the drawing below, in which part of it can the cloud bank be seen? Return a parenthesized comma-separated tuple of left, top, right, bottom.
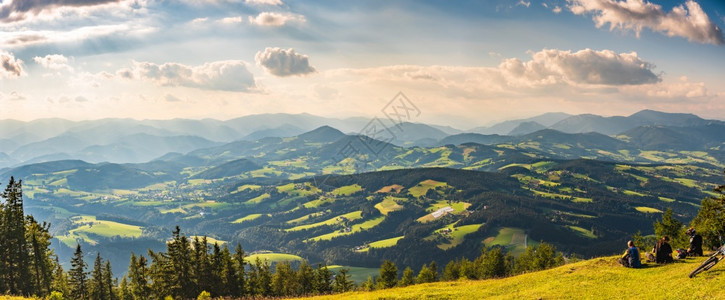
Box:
(121, 60, 256, 92)
(568, 0, 724, 45)
(255, 47, 316, 77)
(0, 0, 123, 23)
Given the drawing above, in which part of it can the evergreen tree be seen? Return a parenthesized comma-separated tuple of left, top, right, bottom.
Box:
(297, 261, 315, 295)
(89, 253, 106, 300)
(314, 263, 333, 294)
(68, 244, 87, 300)
(219, 246, 238, 297)
(51, 256, 69, 297)
(442, 259, 461, 281)
(271, 261, 297, 296)
(192, 236, 212, 296)
(333, 268, 354, 293)
(654, 208, 686, 247)
(360, 275, 375, 291)
(103, 260, 117, 300)
(209, 243, 224, 296)
(1, 177, 32, 295)
(416, 263, 436, 284)
(128, 253, 150, 300)
(476, 247, 509, 278)
(118, 277, 132, 300)
(26, 216, 54, 296)
(399, 267, 414, 287)
(147, 250, 173, 299)
(377, 260, 397, 289)
(168, 227, 194, 298)
(232, 244, 247, 297)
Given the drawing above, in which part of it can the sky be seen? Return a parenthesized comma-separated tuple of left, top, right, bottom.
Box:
(0, 0, 724, 129)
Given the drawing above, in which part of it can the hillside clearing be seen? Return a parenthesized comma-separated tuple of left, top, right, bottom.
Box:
(301, 255, 725, 299)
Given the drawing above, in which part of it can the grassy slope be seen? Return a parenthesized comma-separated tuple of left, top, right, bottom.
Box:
(301, 256, 725, 299)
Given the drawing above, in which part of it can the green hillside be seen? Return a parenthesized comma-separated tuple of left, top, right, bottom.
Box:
(302, 255, 725, 299)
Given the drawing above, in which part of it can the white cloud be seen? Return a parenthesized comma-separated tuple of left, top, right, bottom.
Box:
(248, 12, 305, 27)
(517, 0, 531, 8)
(0, 24, 155, 48)
(255, 47, 316, 77)
(123, 60, 257, 92)
(0, 0, 137, 23)
(191, 17, 209, 24)
(568, 0, 724, 45)
(33, 54, 72, 70)
(0, 51, 23, 78)
(499, 48, 660, 86)
(553, 6, 562, 13)
(245, 0, 283, 5)
(218, 16, 243, 24)
(0, 91, 27, 101)
(165, 94, 182, 102)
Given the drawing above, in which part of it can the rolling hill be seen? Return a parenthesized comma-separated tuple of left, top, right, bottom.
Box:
(301, 255, 725, 299)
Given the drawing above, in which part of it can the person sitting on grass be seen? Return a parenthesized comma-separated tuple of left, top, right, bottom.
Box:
(686, 228, 703, 257)
(654, 236, 674, 264)
(619, 240, 641, 268)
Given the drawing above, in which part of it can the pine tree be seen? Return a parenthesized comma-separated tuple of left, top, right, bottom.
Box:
(220, 246, 238, 297)
(377, 260, 397, 289)
(2, 177, 32, 295)
(416, 263, 436, 284)
(476, 247, 509, 278)
(192, 236, 211, 296)
(128, 253, 150, 300)
(68, 244, 87, 300)
(168, 227, 194, 298)
(118, 277, 132, 300)
(26, 217, 54, 296)
(314, 263, 333, 294)
(360, 275, 375, 291)
(90, 253, 106, 300)
(51, 256, 69, 297)
(209, 243, 224, 296)
(103, 260, 117, 300)
(297, 260, 315, 295)
(147, 250, 172, 299)
(399, 267, 414, 287)
(654, 208, 686, 247)
(333, 268, 353, 293)
(232, 244, 247, 297)
(271, 261, 297, 296)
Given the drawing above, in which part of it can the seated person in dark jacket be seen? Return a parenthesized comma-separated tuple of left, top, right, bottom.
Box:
(619, 240, 641, 268)
(687, 228, 703, 256)
(654, 236, 674, 263)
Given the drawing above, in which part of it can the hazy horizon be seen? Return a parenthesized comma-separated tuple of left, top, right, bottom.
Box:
(1, 0, 724, 129)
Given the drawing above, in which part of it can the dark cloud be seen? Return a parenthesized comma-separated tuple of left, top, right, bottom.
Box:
(1, 51, 23, 78)
(0, 0, 122, 22)
(255, 47, 315, 77)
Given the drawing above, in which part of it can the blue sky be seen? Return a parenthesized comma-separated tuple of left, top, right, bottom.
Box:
(0, 0, 724, 128)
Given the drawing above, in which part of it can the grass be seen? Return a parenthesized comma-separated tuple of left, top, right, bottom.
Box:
(302, 196, 335, 208)
(374, 196, 405, 215)
(307, 216, 386, 242)
(408, 179, 447, 198)
(327, 266, 381, 284)
(246, 193, 271, 204)
(376, 184, 404, 193)
(190, 236, 227, 245)
(232, 184, 261, 194)
(566, 225, 597, 239)
(245, 253, 304, 264)
(300, 256, 725, 299)
(659, 196, 676, 203)
(57, 216, 143, 247)
(286, 211, 363, 232)
(482, 227, 534, 256)
(330, 184, 363, 196)
(357, 236, 404, 252)
(231, 213, 263, 224)
(623, 190, 648, 197)
(432, 223, 482, 250)
(635, 206, 663, 213)
(286, 210, 330, 224)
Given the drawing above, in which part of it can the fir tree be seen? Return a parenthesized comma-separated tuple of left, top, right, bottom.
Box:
(118, 277, 132, 300)
(68, 244, 87, 300)
(377, 260, 397, 289)
(399, 267, 415, 287)
(333, 268, 353, 293)
(1, 177, 32, 295)
(232, 244, 247, 297)
(51, 256, 69, 297)
(314, 263, 333, 294)
(90, 253, 106, 300)
(103, 260, 117, 300)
